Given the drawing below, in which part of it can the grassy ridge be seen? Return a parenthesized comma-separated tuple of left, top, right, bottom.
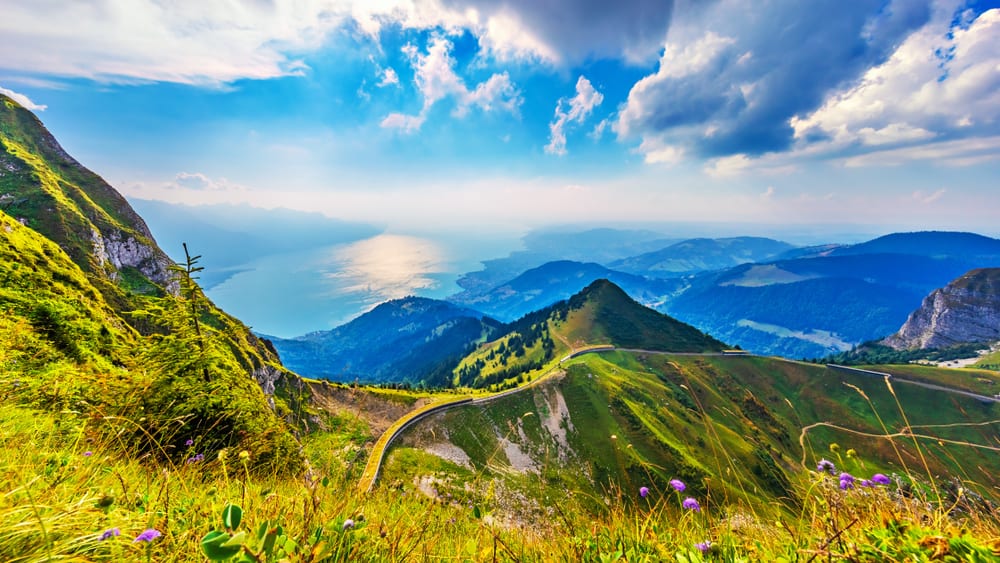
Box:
(387, 352, 1000, 527)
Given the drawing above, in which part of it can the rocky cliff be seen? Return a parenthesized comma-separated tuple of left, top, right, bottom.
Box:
(883, 268, 1000, 349)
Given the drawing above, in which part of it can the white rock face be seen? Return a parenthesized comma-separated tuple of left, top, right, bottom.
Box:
(884, 269, 1000, 349)
(90, 227, 176, 293)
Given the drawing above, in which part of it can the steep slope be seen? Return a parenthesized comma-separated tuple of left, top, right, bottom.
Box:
(268, 297, 500, 385)
(0, 94, 172, 294)
(449, 260, 682, 322)
(0, 93, 291, 393)
(883, 268, 1000, 350)
(661, 233, 998, 358)
(610, 236, 795, 277)
(454, 279, 725, 388)
(0, 95, 302, 471)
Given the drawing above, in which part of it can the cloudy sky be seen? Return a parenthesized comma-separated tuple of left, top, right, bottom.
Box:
(2, 0, 999, 234)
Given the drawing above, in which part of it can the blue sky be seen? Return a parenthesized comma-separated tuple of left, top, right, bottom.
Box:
(2, 0, 999, 234)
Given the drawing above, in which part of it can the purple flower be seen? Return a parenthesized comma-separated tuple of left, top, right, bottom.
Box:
(185, 439, 194, 447)
(682, 497, 701, 511)
(839, 472, 854, 484)
(342, 519, 355, 530)
(186, 453, 205, 465)
(859, 479, 873, 488)
(816, 459, 836, 474)
(839, 479, 854, 490)
(695, 541, 711, 553)
(133, 529, 161, 543)
(639, 486, 650, 498)
(871, 473, 891, 486)
(99, 528, 120, 541)
(83, 451, 93, 457)
(669, 479, 686, 492)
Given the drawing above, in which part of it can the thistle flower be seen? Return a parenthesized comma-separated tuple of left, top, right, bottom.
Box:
(816, 459, 836, 474)
(133, 529, 161, 543)
(871, 473, 891, 485)
(99, 528, 120, 541)
(839, 479, 854, 490)
(839, 472, 854, 484)
(682, 497, 701, 511)
(695, 541, 711, 553)
(639, 486, 649, 498)
(669, 479, 686, 492)
(343, 519, 355, 530)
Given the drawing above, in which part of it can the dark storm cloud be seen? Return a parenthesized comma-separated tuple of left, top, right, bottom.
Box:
(439, 0, 677, 63)
(619, 0, 934, 157)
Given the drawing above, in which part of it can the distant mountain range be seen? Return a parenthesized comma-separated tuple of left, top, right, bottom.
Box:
(267, 297, 500, 385)
(609, 236, 795, 277)
(449, 260, 683, 322)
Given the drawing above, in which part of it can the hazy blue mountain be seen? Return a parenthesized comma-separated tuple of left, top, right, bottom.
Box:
(449, 260, 683, 322)
(610, 236, 795, 277)
(267, 297, 500, 384)
(130, 199, 381, 288)
(455, 228, 677, 298)
(830, 231, 1000, 260)
(660, 232, 1000, 358)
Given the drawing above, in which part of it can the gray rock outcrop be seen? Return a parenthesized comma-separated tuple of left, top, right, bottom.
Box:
(883, 268, 1000, 350)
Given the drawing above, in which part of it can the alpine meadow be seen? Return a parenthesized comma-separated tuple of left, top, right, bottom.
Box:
(2, 1, 1000, 562)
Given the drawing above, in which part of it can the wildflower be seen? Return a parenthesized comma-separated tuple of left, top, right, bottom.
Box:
(816, 459, 836, 474)
(829, 443, 840, 453)
(859, 479, 872, 487)
(99, 528, 120, 541)
(133, 529, 161, 543)
(695, 541, 711, 553)
(839, 472, 854, 484)
(669, 479, 686, 492)
(682, 497, 701, 511)
(839, 479, 854, 490)
(639, 486, 650, 498)
(186, 453, 204, 465)
(83, 451, 93, 457)
(871, 473, 891, 486)
(239, 450, 250, 461)
(343, 519, 355, 530)
(846, 448, 857, 458)
(185, 439, 194, 447)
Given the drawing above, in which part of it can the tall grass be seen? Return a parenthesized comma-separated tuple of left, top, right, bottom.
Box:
(2, 391, 998, 562)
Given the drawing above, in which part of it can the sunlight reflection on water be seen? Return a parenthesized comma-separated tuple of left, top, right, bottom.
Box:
(323, 234, 446, 304)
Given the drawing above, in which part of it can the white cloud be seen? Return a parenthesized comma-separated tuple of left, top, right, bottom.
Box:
(839, 136, 1000, 167)
(545, 76, 603, 155)
(614, 31, 735, 141)
(636, 136, 685, 165)
(0, 86, 47, 111)
(377, 67, 400, 88)
(912, 189, 946, 204)
(0, 1, 675, 85)
(0, 1, 326, 85)
(760, 186, 775, 200)
(792, 6, 1000, 162)
(380, 35, 521, 133)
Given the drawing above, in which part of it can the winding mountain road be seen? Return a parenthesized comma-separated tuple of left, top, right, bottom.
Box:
(356, 348, 995, 493)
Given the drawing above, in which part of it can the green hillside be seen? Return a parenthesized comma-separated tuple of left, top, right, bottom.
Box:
(0, 94, 303, 471)
(453, 279, 725, 388)
(388, 351, 1000, 523)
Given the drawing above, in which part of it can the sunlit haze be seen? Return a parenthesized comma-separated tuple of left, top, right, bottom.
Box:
(3, 0, 998, 335)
